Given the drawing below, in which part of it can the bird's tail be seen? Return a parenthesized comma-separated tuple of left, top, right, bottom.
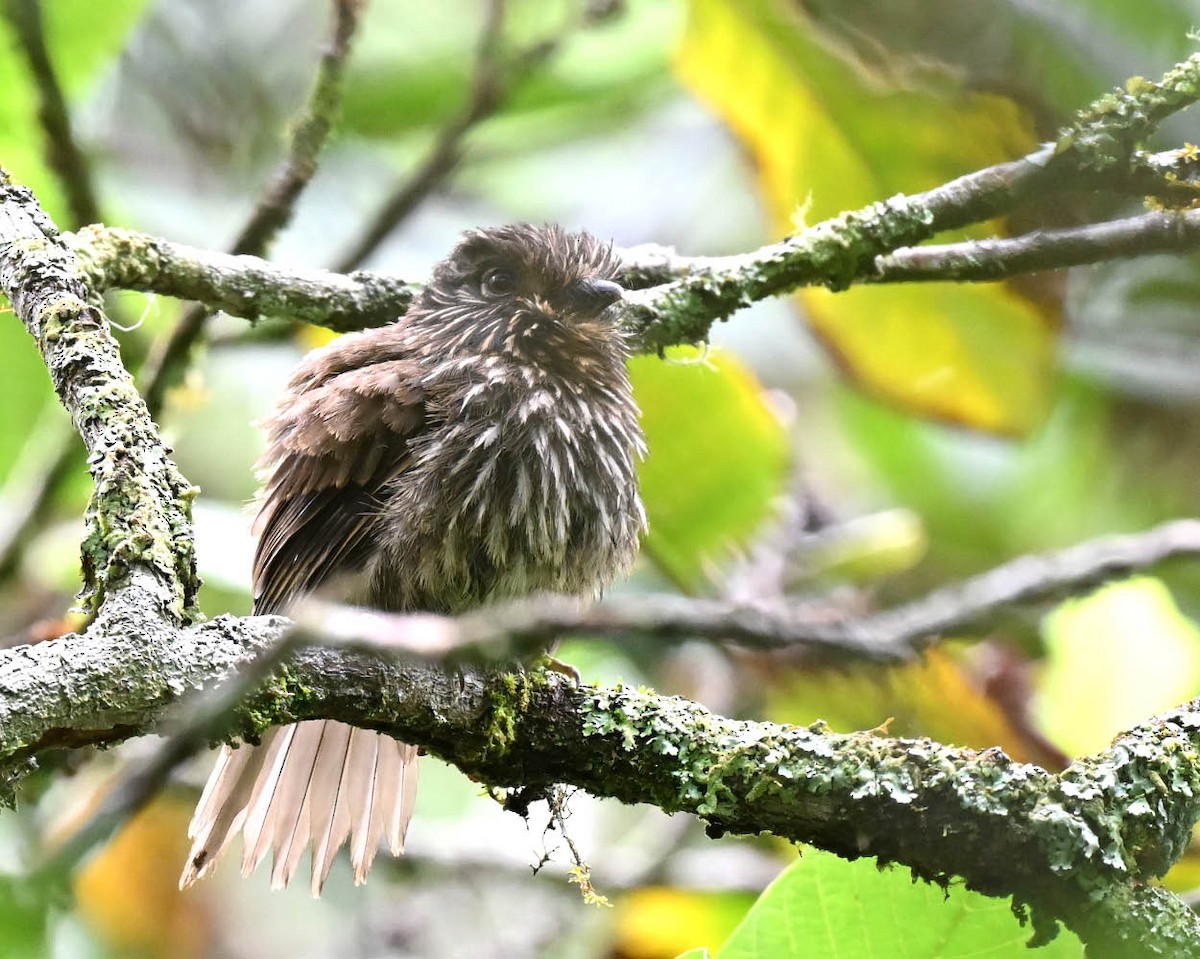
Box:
(179, 721, 419, 896)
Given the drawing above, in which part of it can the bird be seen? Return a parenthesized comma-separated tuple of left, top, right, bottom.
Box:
(179, 223, 647, 896)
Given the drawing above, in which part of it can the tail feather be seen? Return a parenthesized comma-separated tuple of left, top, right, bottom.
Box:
(269, 722, 335, 890)
(258, 724, 323, 889)
(374, 739, 419, 855)
(374, 736, 402, 855)
(240, 724, 299, 874)
(305, 722, 354, 894)
(311, 728, 358, 895)
(180, 738, 272, 887)
(181, 720, 418, 895)
(346, 728, 381, 883)
(393, 745, 420, 853)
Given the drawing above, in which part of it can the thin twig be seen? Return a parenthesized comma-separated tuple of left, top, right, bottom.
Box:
(2, 0, 102, 228)
(290, 518, 1200, 663)
(140, 0, 365, 416)
(874, 208, 1200, 282)
(332, 0, 572, 272)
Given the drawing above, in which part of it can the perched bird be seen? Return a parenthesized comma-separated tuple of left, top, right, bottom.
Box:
(180, 224, 647, 896)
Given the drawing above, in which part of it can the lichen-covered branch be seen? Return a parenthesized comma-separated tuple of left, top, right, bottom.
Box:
(1059, 54, 1200, 172)
(68, 200, 1200, 357)
(70, 224, 418, 332)
(0, 177, 197, 619)
(69, 168, 1200, 360)
(617, 56, 1200, 351)
(3, 588, 1199, 958)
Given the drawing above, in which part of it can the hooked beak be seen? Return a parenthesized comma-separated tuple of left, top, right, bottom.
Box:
(568, 278, 625, 316)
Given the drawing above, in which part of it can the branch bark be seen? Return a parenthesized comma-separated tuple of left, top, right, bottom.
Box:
(0, 176, 197, 619)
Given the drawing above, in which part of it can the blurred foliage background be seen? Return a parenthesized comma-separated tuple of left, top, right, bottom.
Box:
(3, 0, 1200, 956)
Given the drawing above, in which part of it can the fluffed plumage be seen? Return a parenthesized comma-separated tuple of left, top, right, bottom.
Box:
(180, 224, 646, 895)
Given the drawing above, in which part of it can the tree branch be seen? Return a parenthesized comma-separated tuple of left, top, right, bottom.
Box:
(70, 225, 418, 332)
(3, 585, 1200, 957)
(67, 200, 1200, 357)
(34, 513, 1200, 877)
(0, 176, 196, 618)
(875, 209, 1200, 283)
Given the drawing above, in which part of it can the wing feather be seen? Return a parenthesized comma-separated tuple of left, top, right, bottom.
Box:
(250, 340, 425, 615)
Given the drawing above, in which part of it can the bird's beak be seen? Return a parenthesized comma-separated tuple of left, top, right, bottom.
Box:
(570, 278, 625, 316)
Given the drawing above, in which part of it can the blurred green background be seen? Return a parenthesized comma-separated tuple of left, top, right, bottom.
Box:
(3, 0, 1200, 956)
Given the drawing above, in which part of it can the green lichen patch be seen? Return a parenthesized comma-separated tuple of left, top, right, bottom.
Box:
(478, 669, 538, 759)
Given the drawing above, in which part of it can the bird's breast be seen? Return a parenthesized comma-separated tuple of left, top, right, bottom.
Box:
(368, 364, 645, 613)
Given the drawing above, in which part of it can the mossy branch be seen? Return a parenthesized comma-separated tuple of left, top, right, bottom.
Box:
(1, 581, 1199, 957)
(60, 49, 1200, 356)
(0, 177, 198, 620)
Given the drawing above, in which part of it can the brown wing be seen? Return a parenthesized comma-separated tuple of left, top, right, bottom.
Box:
(251, 333, 425, 615)
(180, 334, 426, 894)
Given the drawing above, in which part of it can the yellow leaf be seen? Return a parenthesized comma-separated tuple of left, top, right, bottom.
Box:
(1038, 577, 1200, 757)
(806, 283, 1055, 433)
(70, 796, 209, 959)
(676, 0, 1054, 433)
(617, 887, 752, 959)
(297, 322, 342, 351)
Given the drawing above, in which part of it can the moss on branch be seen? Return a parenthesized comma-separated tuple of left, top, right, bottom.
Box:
(1, 595, 1200, 954)
(0, 180, 198, 619)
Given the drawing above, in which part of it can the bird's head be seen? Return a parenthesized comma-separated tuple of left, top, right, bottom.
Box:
(414, 224, 627, 372)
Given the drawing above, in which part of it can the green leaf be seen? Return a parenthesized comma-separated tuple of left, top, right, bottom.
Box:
(676, 950, 712, 959)
(1038, 576, 1200, 757)
(717, 851, 1085, 958)
(0, 317, 66, 485)
(39, 0, 151, 92)
(631, 348, 790, 589)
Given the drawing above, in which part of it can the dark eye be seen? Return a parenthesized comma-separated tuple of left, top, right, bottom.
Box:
(481, 268, 516, 297)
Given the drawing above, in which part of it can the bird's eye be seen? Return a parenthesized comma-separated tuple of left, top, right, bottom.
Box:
(480, 268, 516, 297)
